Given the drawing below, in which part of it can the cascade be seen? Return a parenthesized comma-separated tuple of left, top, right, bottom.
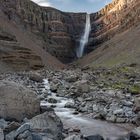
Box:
(76, 14, 91, 58)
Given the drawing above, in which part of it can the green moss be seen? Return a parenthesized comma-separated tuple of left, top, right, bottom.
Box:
(112, 82, 126, 90)
(129, 85, 140, 94)
(120, 67, 130, 72)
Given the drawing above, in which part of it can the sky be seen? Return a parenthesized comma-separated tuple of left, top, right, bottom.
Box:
(31, 0, 113, 13)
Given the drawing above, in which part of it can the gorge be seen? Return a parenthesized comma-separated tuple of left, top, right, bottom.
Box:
(0, 0, 140, 140)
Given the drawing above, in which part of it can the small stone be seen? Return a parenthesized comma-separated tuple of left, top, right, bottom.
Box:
(48, 98, 57, 103)
(116, 117, 126, 123)
(32, 133, 42, 140)
(64, 102, 75, 108)
(113, 109, 123, 115)
(106, 115, 116, 122)
(65, 75, 78, 82)
(50, 84, 58, 92)
(93, 104, 99, 112)
(122, 100, 133, 107)
(17, 130, 32, 139)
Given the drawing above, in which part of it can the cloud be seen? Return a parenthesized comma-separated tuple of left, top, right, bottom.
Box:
(31, 0, 52, 7)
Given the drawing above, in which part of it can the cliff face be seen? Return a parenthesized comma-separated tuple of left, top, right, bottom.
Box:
(0, 0, 140, 69)
(87, 0, 140, 53)
(0, 28, 43, 71)
(0, 0, 86, 63)
(77, 0, 140, 68)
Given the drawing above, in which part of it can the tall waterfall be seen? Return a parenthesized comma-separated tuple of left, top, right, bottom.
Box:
(76, 14, 91, 58)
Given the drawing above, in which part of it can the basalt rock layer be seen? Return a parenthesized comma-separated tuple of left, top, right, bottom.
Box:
(87, 0, 140, 52)
(0, 0, 86, 63)
(0, 0, 140, 69)
(0, 28, 43, 71)
(78, 0, 140, 68)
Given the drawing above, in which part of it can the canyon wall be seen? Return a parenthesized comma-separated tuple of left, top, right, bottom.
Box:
(0, 0, 86, 63)
(0, 0, 140, 68)
(87, 0, 140, 53)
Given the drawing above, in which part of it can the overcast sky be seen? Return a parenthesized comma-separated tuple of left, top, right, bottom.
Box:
(31, 0, 112, 13)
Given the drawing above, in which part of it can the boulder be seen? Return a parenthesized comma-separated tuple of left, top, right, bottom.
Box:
(50, 83, 58, 92)
(29, 111, 63, 140)
(0, 81, 40, 121)
(113, 109, 123, 115)
(134, 97, 140, 113)
(15, 123, 30, 137)
(6, 123, 32, 140)
(29, 73, 43, 82)
(4, 121, 21, 133)
(64, 102, 75, 108)
(65, 75, 78, 83)
(74, 80, 90, 93)
(48, 98, 57, 104)
(0, 128, 4, 140)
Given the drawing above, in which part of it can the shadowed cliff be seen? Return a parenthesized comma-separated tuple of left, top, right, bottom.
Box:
(0, 0, 140, 71)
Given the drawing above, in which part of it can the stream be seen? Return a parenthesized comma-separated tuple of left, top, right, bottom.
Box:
(41, 79, 134, 139)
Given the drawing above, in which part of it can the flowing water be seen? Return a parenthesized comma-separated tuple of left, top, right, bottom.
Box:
(76, 14, 91, 58)
(41, 79, 134, 139)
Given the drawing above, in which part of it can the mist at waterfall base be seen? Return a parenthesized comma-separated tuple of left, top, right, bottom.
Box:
(76, 14, 91, 58)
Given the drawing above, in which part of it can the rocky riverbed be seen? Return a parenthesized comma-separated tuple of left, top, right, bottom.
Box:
(0, 65, 140, 139)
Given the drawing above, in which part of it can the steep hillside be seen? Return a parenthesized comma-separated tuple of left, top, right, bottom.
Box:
(86, 0, 140, 53)
(77, 24, 140, 68)
(77, 0, 140, 68)
(0, 0, 140, 71)
(0, 1, 67, 71)
(0, 0, 86, 63)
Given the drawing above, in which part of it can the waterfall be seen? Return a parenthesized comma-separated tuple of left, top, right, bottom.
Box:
(76, 14, 91, 58)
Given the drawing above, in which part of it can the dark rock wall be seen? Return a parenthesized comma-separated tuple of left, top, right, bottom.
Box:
(87, 0, 140, 53)
(0, 28, 43, 70)
(0, 0, 140, 63)
(0, 0, 86, 63)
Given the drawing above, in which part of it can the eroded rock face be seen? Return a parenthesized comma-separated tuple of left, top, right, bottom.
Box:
(0, 0, 139, 64)
(0, 80, 40, 121)
(87, 0, 140, 53)
(0, 0, 86, 63)
(0, 28, 44, 71)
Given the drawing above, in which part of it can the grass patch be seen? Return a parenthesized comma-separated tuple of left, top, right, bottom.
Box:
(112, 82, 126, 90)
(129, 85, 140, 94)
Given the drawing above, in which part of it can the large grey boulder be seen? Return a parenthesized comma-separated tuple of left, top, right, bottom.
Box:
(29, 111, 63, 140)
(0, 81, 40, 121)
